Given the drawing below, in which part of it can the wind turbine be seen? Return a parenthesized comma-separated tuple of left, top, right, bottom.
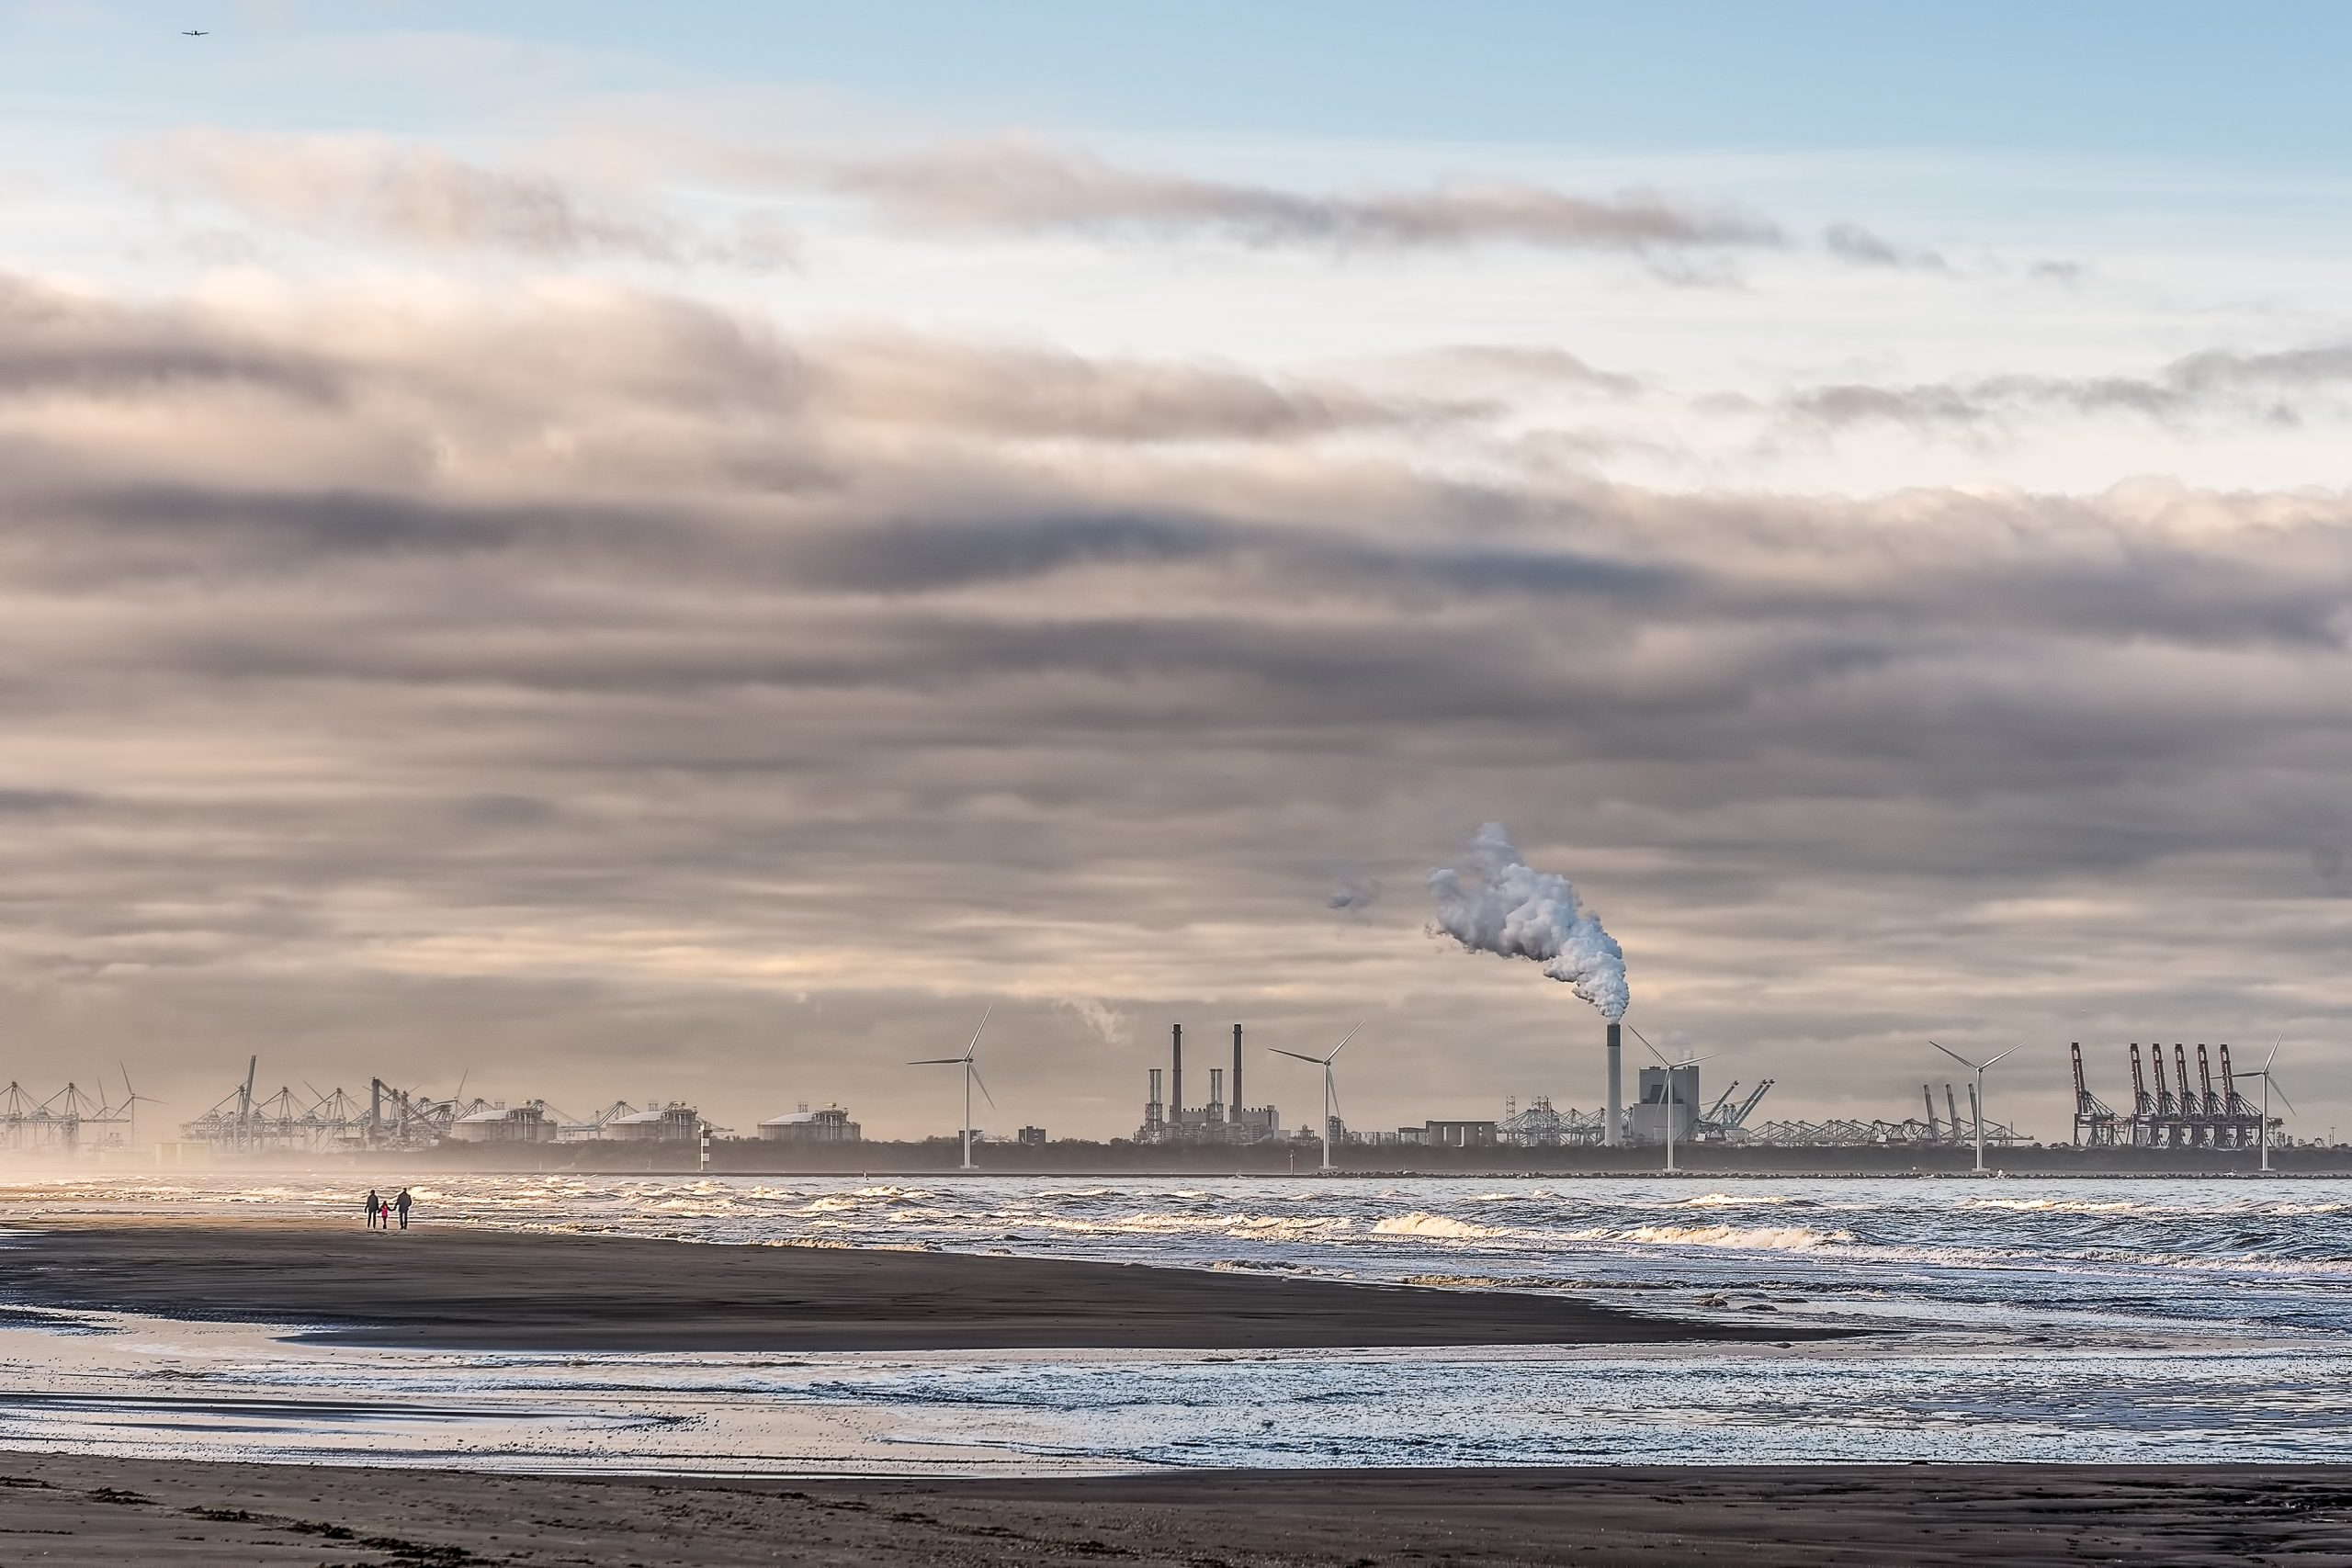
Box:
(1928, 1041, 2016, 1173)
(910, 1005, 994, 1171)
(119, 1064, 159, 1153)
(2228, 1043, 2296, 1174)
(1629, 1025, 1716, 1173)
(1269, 1023, 1360, 1174)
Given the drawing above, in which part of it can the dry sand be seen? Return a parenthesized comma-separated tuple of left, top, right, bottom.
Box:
(0, 1219, 1838, 1350)
(4, 1453, 2350, 1566)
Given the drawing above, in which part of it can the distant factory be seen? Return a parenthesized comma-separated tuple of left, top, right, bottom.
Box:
(1138, 1025, 1285, 1144)
(760, 1104, 862, 1143)
(1134, 1025, 1776, 1150)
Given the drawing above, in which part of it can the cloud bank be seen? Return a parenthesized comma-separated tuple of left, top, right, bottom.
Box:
(1, 267, 2347, 1132)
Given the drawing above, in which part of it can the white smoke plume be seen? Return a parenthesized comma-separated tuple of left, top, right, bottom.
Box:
(1428, 823, 1629, 1020)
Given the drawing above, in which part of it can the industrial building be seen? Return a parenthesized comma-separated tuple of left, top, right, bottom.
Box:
(446, 1103, 558, 1144)
(599, 1103, 705, 1143)
(1495, 1075, 1770, 1148)
(759, 1104, 862, 1143)
(1137, 1024, 1286, 1144)
(1630, 1063, 1701, 1145)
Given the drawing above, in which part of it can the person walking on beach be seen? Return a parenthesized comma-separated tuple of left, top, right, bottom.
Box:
(395, 1189, 413, 1230)
(364, 1188, 381, 1230)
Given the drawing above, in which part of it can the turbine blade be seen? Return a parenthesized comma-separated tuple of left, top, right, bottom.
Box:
(1982, 1046, 2018, 1068)
(2264, 1040, 2280, 1070)
(2269, 1077, 2297, 1114)
(971, 1063, 997, 1111)
(1328, 1021, 1363, 1060)
(1327, 1070, 1341, 1120)
(1268, 1049, 1324, 1064)
(967, 1003, 994, 1057)
(1928, 1040, 1973, 1070)
(908, 1057, 965, 1066)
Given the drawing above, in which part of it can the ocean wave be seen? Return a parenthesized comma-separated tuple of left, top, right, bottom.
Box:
(1605, 1224, 1854, 1251)
(1672, 1191, 1798, 1209)
(1372, 1213, 1512, 1240)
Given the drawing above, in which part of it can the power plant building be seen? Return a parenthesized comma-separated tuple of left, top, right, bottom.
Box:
(445, 1103, 558, 1144)
(1139, 1024, 1284, 1144)
(759, 1105, 862, 1143)
(602, 1104, 703, 1143)
(1629, 1063, 1702, 1145)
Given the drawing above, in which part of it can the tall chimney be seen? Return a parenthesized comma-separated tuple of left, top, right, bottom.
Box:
(1208, 1067, 1225, 1123)
(1171, 1023, 1183, 1122)
(1605, 1021, 1623, 1147)
(1232, 1024, 1244, 1114)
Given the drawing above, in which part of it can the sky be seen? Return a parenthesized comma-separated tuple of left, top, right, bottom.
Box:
(0, 1, 2347, 1142)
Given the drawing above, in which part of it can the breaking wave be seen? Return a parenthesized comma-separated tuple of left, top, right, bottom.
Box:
(1372, 1213, 1512, 1240)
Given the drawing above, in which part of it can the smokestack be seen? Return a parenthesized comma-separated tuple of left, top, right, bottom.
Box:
(1232, 1024, 1244, 1113)
(1605, 1021, 1623, 1147)
(1171, 1023, 1183, 1121)
(1147, 1067, 1163, 1132)
(1209, 1067, 1224, 1123)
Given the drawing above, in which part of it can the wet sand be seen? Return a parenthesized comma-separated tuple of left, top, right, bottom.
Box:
(0, 1219, 1838, 1350)
(4, 1453, 2349, 1566)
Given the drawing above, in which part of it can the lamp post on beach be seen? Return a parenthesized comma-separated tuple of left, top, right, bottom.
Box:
(1928, 1041, 2015, 1173)
(1270, 1023, 1360, 1174)
(910, 1006, 995, 1171)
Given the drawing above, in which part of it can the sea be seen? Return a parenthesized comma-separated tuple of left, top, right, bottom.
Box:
(2, 1172, 2347, 1474)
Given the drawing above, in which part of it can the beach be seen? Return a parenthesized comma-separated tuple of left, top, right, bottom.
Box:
(6, 1452, 2351, 1566)
(0, 1218, 1837, 1351)
(5, 1187, 2350, 1563)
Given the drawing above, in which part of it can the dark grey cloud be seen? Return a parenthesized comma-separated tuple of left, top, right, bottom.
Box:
(1822, 221, 1949, 272)
(1408, 345, 1645, 397)
(0, 277, 339, 400)
(2, 280, 2348, 1136)
(822, 141, 1783, 258)
(1783, 337, 2352, 434)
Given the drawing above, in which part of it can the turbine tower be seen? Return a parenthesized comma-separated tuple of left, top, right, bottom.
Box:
(2228, 1043, 2295, 1173)
(1928, 1040, 2016, 1174)
(910, 1006, 994, 1171)
(119, 1063, 159, 1152)
(1270, 1023, 1361, 1174)
(1631, 1025, 1717, 1173)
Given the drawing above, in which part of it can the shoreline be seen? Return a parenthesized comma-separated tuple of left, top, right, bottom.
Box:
(18, 1156, 2352, 1179)
(0, 1219, 1849, 1352)
(4, 1453, 2348, 1566)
